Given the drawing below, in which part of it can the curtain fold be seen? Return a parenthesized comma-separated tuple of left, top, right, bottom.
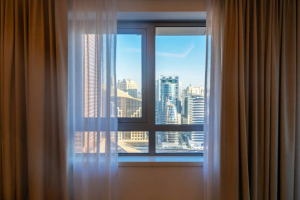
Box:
(204, 0, 223, 199)
(205, 0, 300, 199)
(68, 0, 118, 199)
(0, 0, 68, 199)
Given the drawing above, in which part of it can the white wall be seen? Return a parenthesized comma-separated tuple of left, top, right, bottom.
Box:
(117, 166, 203, 200)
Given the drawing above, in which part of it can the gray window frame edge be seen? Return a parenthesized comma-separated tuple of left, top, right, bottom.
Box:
(118, 156, 204, 167)
(117, 21, 206, 156)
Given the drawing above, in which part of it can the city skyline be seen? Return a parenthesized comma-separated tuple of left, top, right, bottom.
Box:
(115, 74, 204, 153)
(78, 32, 206, 154)
(115, 31, 206, 153)
(116, 76, 204, 123)
(116, 34, 206, 92)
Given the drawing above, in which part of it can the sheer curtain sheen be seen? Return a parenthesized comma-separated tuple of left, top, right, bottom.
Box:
(204, 0, 223, 200)
(204, 0, 300, 199)
(68, 0, 118, 199)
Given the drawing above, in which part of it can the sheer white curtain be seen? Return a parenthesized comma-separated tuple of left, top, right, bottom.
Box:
(204, 0, 223, 199)
(68, 0, 118, 199)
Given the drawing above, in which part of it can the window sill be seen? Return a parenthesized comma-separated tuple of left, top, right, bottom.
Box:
(118, 156, 203, 167)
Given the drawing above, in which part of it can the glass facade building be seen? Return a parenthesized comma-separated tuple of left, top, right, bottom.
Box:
(158, 75, 180, 124)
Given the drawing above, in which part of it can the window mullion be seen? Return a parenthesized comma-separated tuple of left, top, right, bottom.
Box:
(147, 24, 156, 155)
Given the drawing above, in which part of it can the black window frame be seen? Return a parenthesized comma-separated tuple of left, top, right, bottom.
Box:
(117, 22, 206, 156)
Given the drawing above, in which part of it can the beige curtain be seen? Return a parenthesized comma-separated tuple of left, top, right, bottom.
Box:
(212, 0, 300, 199)
(0, 0, 68, 199)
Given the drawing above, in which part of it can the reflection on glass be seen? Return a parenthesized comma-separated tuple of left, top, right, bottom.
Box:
(156, 131, 203, 153)
(116, 34, 142, 118)
(118, 131, 149, 153)
(155, 27, 206, 125)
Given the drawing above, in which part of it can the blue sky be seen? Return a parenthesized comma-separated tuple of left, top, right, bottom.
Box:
(116, 34, 206, 92)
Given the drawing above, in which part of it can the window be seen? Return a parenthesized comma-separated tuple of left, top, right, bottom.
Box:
(117, 23, 206, 155)
(155, 27, 205, 125)
(116, 34, 143, 119)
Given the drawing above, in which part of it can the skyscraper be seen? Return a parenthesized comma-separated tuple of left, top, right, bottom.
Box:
(159, 75, 181, 124)
(188, 94, 204, 124)
(165, 102, 180, 143)
(181, 85, 204, 123)
(155, 79, 161, 124)
(78, 35, 99, 153)
(117, 78, 138, 98)
(117, 89, 142, 118)
(190, 131, 204, 148)
(118, 131, 148, 141)
(157, 75, 182, 144)
(84, 34, 97, 118)
(181, 85, 205, 147)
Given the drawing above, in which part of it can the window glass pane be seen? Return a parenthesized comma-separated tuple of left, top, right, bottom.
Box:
(156, 131, 203, 153)
(74, 131, 114, 154)
(84, 34, 98, 118)
(155, 27, 206, 125)
(116, 34, 142, 118)
(75, 131, 98, 153)
(118, 131, 149, 153)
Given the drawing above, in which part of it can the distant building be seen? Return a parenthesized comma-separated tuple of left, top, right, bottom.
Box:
(117, 79, 138, 98)
(181, 85, 204, 123)
(159, 75, 181, 124)
(156, 75, 182, 143)
(155, 79, 161, 124)
(182, 85, 204, 97)
(118, 131, 148, 141)
(84, 34, 98, 118)
(165, 102, 180, 124)
(165, 101, 181, 144)
(188, 94, 204, 124)
(117, 89, 142, 118)
(187, 131, 204, 150)
(75, 132, 97, 153)
(191, 131, 203, 146)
